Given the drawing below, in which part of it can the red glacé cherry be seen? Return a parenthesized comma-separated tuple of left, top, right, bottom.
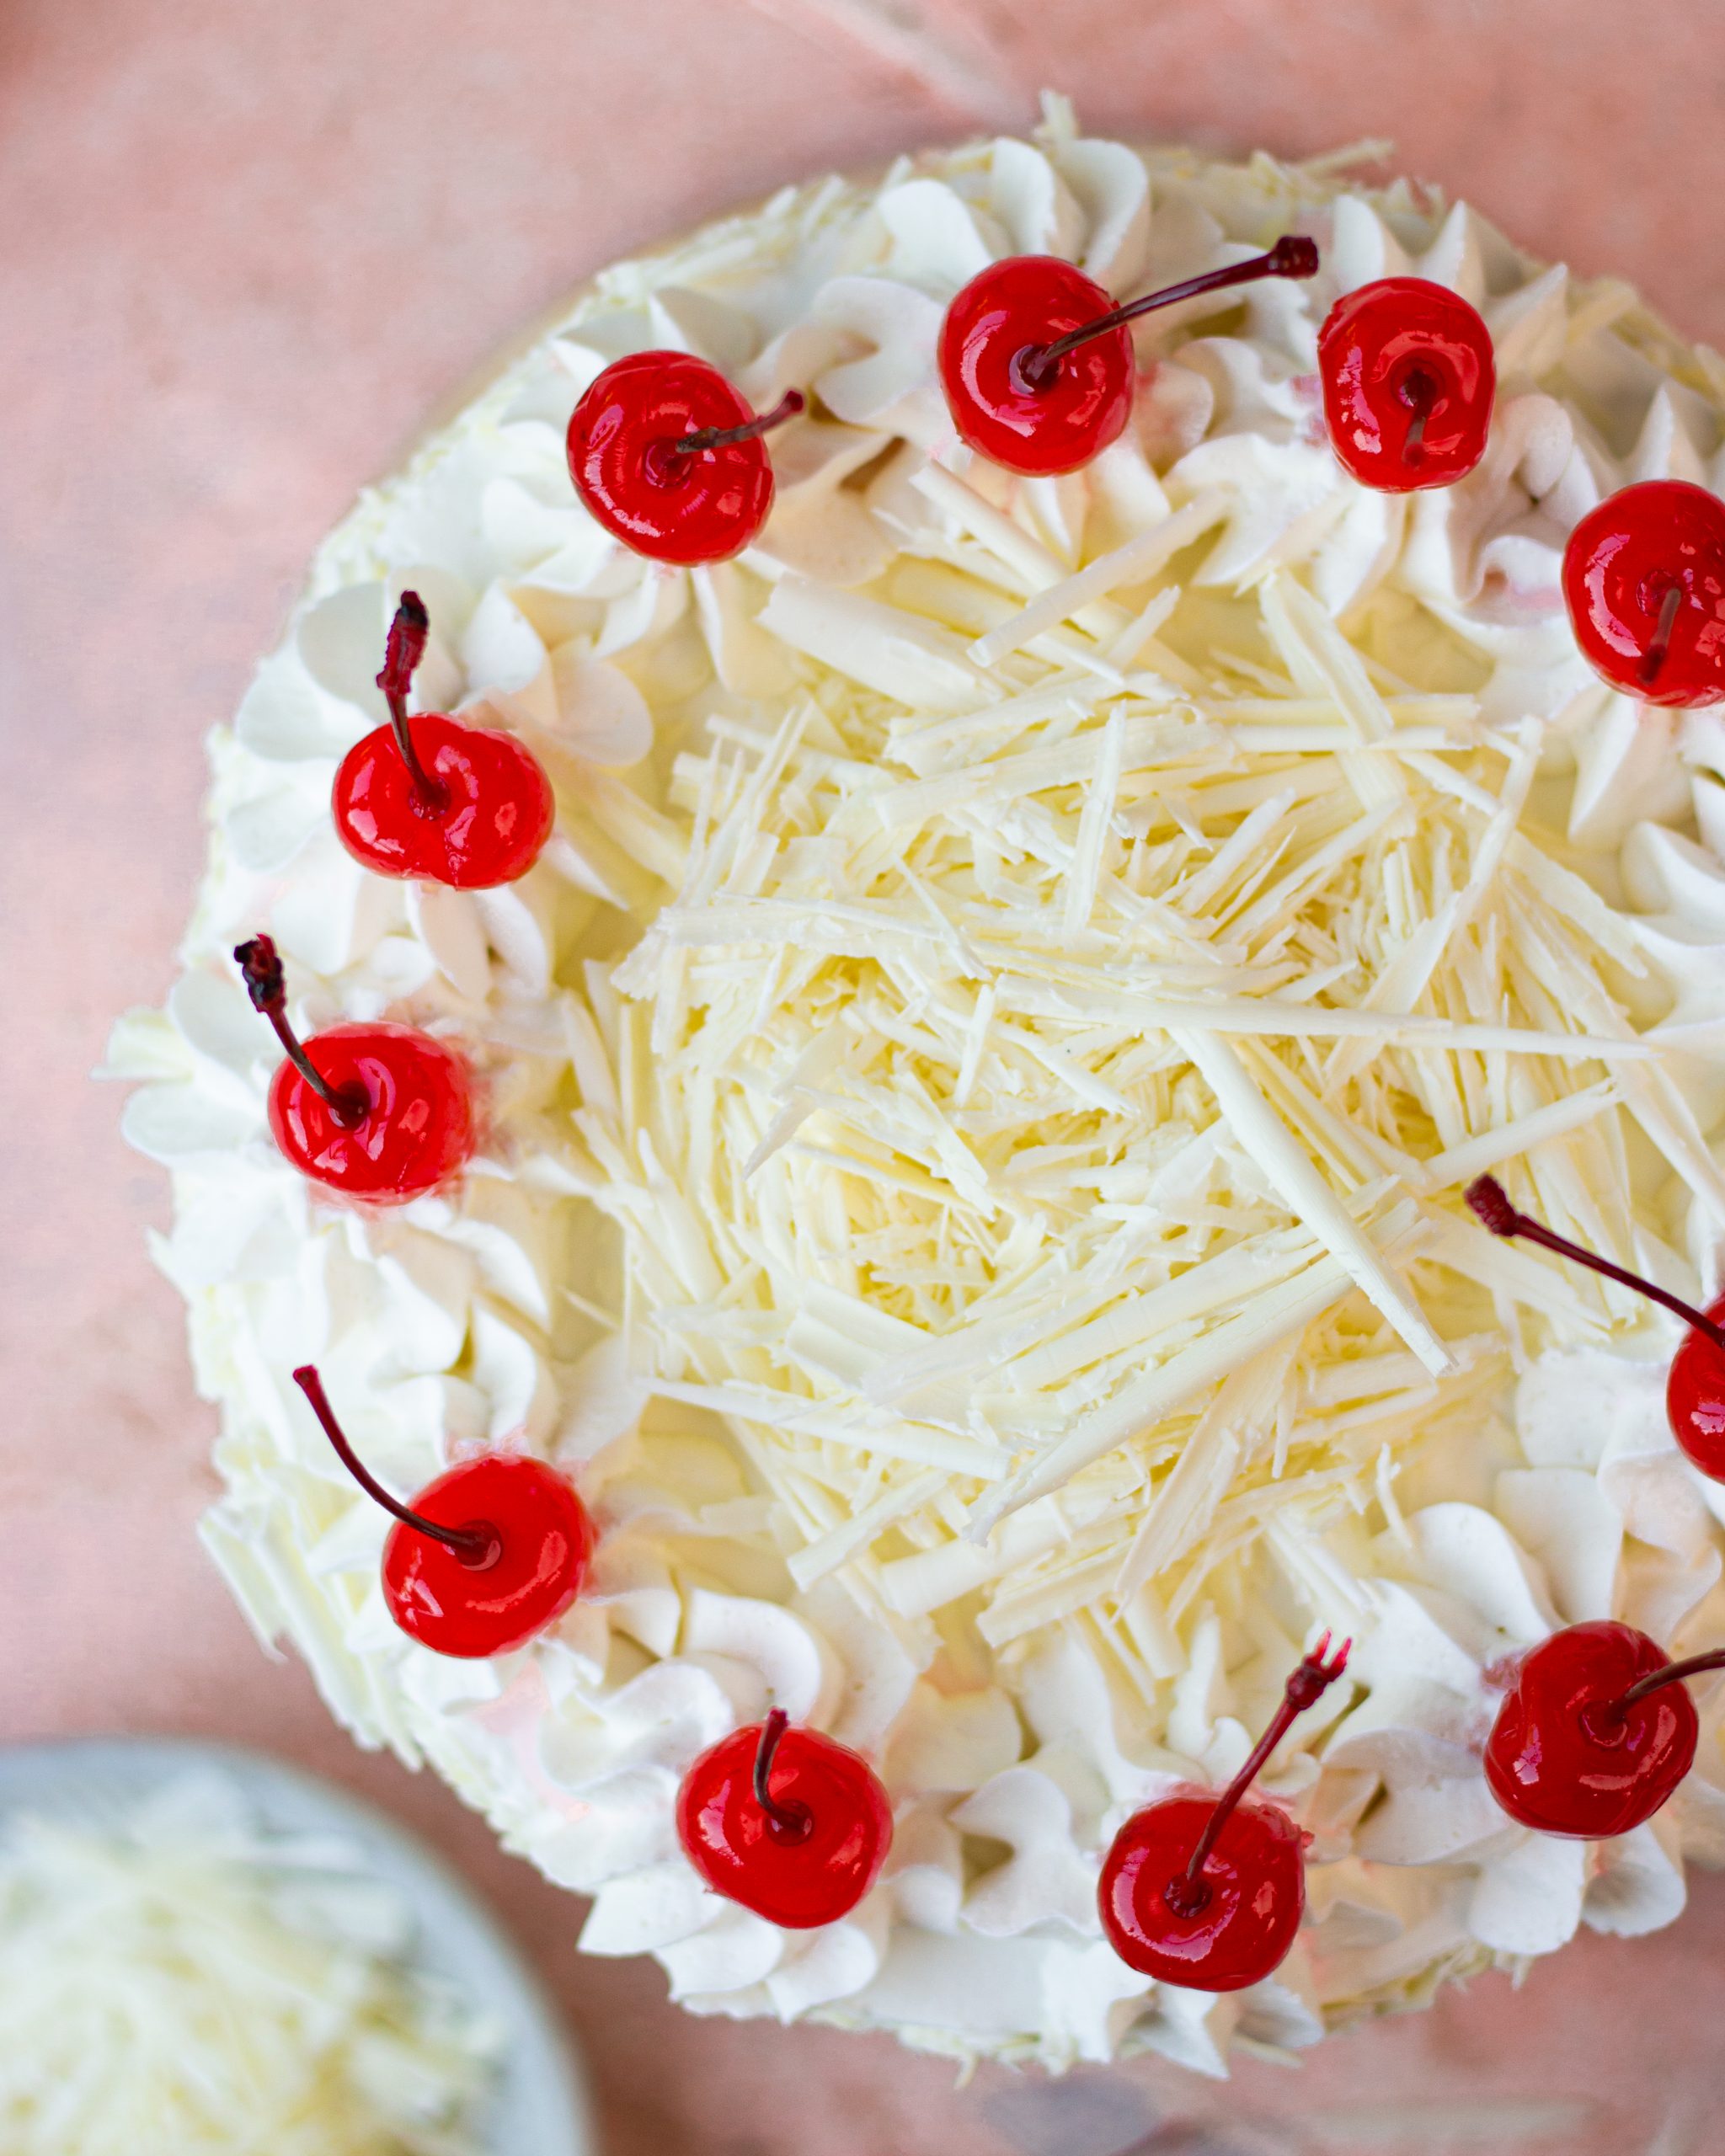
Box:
(1485, 1620, 1725, 1837)
(1466, 1175, 1725, 1479)
(295, 1367, 593, 1657)
(1669, 1303, 1725, 1477)
(940, 237, 1319, 478)
(1098, 1635, 1350, 1991)
(1562, 479, 1725, 707)
(676, 1709, 893, 1929)
(332, 592, 555, 889)
(1317, 277, 1495, 492)
(236, 934, 475, 1203)
(938, 256, 1130, 478)
(567, 352, 804, 565)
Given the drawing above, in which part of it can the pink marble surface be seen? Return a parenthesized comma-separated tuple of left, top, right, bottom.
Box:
(4, 3, 1725, 2150)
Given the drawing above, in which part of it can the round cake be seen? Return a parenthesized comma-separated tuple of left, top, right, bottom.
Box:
(113, 99, 1725, 2071)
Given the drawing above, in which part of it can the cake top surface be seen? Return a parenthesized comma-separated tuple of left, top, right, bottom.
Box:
(113, 101, 1725, 2069)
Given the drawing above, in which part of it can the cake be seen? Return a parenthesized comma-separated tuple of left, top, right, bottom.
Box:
(111, 96, 1725, 2072)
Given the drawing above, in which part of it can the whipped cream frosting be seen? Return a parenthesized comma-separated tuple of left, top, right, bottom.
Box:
(110, 97, 1725, 2071)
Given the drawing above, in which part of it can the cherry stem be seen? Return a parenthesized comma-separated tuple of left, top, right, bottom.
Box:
(1026, 236, 1320, 382)
(1613, 1647, 1725, 1715)
(1639, 582, 1685, 689)
(234, 936, 368, 1130)
(1398, 365, 1439, 465)
(1465, 1175, 1725, 1357)
(673, 388, 805, 459)
(1164, 1634, 1351, 1919)
(376, 591, 446, 812)
(292, 1365, 496, 1566)
(752, 1708, 814, 1846)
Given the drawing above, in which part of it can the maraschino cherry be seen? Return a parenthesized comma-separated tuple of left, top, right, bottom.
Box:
(294, 1366, 593, 1657)
(1466, 1175, 1725, 1477)
(236, 933, 475, 1203)
(1316, 277, 1495, 491)
(1098, 1635, 1350, 1990)
(1486, 1620, 1725, 1837)
(938, 237, 1320, 477)
(566, 353, 804, 564)
(676, 1708, 893, 1928)
(331, 591, 555, 888)
(1561, 479, 1725, 706)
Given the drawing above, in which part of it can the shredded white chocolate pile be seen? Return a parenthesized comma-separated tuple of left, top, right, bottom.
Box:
(571, 498, 1708, 1678)
(0, 1781, 500, 2153)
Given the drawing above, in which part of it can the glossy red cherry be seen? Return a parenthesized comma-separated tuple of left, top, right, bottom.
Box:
(1317, 277, 1495, 492)
(567, 352, 803, 565)
(1669, 1302, 1725, 1477)
(1466, 1175, 1725, 1478)
(676, 1709, 893, 1929)
(940, 237, 1318, 478)
(237, 934, 475, 1203)
(295, 1366, 594, 1657)
(1099, 1636, 1350, 1990)
(939, 256, 1128, 478)
(1562, 479, 1725, 707)
(332, 592, 554, 889)
(1484, 1620, 1725, 1837)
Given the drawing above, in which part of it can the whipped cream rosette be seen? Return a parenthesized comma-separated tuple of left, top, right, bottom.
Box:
(112, 97, 1725, 2070)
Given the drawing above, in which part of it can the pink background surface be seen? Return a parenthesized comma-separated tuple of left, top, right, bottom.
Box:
(6, 3, 1725, 2149)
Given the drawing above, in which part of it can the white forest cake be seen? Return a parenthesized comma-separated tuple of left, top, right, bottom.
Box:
(111, 98, 1725, 2072)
